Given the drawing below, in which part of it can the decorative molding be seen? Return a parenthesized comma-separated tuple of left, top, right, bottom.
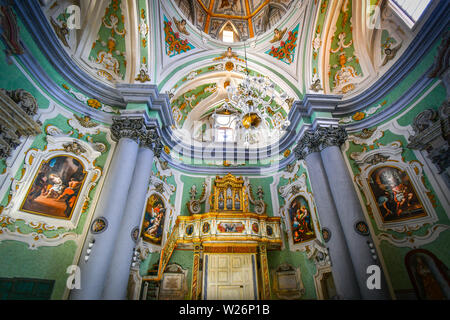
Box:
(348, 127, 384, 146)
(377, 224, 450, 248)
(186, 181, 208, 215)
(243, 178, 266, 215)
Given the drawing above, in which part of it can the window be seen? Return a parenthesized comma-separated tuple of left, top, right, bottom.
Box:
(216, 128, 233, 142)
(391, 0, 432, 27)
(222, 30, 234, 43)
(214, 114, 235, 142)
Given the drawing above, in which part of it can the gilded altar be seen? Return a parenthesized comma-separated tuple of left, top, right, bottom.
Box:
(177, 173, 282, 249)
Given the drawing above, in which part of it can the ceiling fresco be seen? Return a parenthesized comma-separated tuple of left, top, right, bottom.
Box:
(37, 0, 422, 139)
(173, 0, 295, 40)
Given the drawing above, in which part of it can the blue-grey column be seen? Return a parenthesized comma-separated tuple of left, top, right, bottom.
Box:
(102, 129, 160, 299)
(319, 126, 391, 299)
(70, 117, 145, 300)
(295, 132, 361, 299)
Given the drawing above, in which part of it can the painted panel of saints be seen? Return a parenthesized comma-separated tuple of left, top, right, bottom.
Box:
(289, 195, 315, 243)
(369, 166, 426, 223)
(20, 156, 86, 219)
(141, 194, 166, 245)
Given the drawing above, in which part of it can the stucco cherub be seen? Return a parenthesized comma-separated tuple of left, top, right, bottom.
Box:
(270, 28, 287, 43)
(173, 17, 190, 35)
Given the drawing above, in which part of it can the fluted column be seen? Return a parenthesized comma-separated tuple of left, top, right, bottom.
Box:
(70, 117, 145, 300)
(102, 128, 161, 299)
(318, 126, 391, 299)
(295, 132, 361, 299)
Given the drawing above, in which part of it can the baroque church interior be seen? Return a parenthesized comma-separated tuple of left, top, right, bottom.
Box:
(0, 0, 449, 301)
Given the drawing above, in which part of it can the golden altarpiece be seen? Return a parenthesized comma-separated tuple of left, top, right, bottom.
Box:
(142, 174, 282, 300)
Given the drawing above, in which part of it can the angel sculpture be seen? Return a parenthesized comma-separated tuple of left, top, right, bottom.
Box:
(269, 28, 287, 43)
(50, 17, 70, 48)
(173, 17, 190, 35)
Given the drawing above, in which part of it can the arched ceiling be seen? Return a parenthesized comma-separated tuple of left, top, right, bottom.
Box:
(36, 0, 430, 147)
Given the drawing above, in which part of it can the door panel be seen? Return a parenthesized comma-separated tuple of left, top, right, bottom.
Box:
(203, 254, 257, 300)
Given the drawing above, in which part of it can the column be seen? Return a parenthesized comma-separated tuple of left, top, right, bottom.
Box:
(70, 116, 145, 300)
(295, 131, 361, 299)
(102, 128, 160, 299)
(318, 126, 391, 299)
(190, 243, 202, 300)
(258, 243, 270, 300)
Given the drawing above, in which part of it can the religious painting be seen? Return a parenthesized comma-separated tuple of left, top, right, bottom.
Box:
(217, 222, 245, 233)
(185, 224, 194, 236)
(405, 249, 450, 300)
(20, 156, 86, 219)
(202, 222, 210, 234)
(215, 0, 243, 15)
(288, 195, 315, 243)
(141, 194, 166, 245)
(266, 225, 273, 236)
(369, 166, 426, 223)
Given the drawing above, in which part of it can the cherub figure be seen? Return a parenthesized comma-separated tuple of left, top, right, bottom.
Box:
(173, 17, 190, 35)
(270, 28, 287, 43)
(50, 17, 69, 47)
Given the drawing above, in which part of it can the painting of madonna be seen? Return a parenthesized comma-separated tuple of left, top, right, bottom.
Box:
(21, 156, 86, 219)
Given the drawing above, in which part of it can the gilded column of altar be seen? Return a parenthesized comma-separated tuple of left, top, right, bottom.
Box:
(190, 243, 202, 300)
(258, 243, 271, 300)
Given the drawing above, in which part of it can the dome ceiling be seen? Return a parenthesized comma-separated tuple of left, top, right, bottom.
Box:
(173, 0, 295, 41)
(36, 0, 426, 149)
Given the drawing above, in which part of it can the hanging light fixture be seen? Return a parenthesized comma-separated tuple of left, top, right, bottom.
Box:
(215, 42, 291, 147)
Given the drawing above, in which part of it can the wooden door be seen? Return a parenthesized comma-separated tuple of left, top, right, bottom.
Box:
(203, 253, 258, 300)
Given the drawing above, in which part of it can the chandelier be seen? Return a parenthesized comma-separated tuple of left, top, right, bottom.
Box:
(213, 43, 291, 147)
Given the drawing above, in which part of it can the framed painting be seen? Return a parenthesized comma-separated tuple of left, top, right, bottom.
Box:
(352, 141, 439, 235)
(20, 155, 87, 219)
(368, 166, 426, 223)
(141, 194, 166, 245)
(288, 195, 316, 244)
